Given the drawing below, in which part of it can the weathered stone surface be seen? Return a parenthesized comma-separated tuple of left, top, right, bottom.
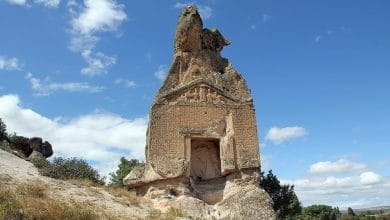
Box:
(124, 4, 275, 219)
(29, 137, 43, 151)
(10, 136, 32, 158)
(9, 136, 53, 160)
(27, 150, 45, 161)
(41, 141, 53, 158)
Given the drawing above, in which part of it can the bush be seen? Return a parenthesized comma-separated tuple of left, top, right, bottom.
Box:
(260, 170, 302, 219)
(0, 118, 8, 143)
(32, 157, 105, 184)
(30, 155, 50, 169)
(301, 204, 340, 220)
(109, 157, 141, 187)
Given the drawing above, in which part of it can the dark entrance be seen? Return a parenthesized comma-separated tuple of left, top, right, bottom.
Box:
(190, 138, 221, 181)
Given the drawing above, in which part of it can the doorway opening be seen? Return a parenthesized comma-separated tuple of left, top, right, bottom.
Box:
(190, 138, 221, 181)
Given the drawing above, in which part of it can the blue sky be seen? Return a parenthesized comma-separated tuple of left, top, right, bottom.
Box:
(0, 0, 389, 209)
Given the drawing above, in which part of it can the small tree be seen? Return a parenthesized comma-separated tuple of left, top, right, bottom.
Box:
(347, 207, 355, 216)
(260, 170, 302, 219)
(109, 157, 141, 187)
(0, 118, 8, 143)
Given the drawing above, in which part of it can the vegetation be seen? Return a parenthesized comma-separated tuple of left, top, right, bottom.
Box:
(259, 170, 390, 220)
(68, 178, 139, 207)
(109, 157, 141, 187)
(296, 205, 390, 220)
(348, 207, 356, 216)
(298, 204, 340, 220)
(31, 156, 105, 184)
(0, 181, 100, 220)
(0, 118, 7, 143)
(260, 170, 302, 219)
(0, 188, 20, 219)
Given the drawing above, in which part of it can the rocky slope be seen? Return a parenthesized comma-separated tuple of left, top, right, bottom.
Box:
(1, 149, 275, 219)
(0, 149, 151, 219)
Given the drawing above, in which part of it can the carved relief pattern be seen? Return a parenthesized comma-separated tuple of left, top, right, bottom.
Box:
(175, 85, 226, 104)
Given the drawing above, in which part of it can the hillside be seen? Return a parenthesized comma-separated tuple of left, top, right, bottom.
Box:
(1, 149, 273, 219)
(0, 149, 154, 219)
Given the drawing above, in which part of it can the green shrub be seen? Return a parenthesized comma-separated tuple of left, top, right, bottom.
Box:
(260, 170, 302, 219)
(109, 157, 141, 187)
(300, 204, 339, 220)
(0, 118, 8, 143)
(33, 157, 105, 184)
(30, 155, 50, 169)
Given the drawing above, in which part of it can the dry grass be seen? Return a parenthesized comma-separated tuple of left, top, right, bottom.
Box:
(69, 179, 139, 206)
(0, 188, 21, 219)
(21, 197, 98, 220)
(146, 207, 186, 220)
(104, 186, 139, 206)
(16, 180, 46, 198)
(68, 178, 102, 188)
(1, 180, 103, 220)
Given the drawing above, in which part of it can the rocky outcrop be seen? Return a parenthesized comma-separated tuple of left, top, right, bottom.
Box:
(9, 136, 32, 158)
(9, 136, 53, 160)
(142, 171, 275, 219)
(124, 5, 276, 219)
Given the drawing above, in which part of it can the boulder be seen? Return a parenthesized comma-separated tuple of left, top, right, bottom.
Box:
(27, 150, 45, 161)
(9, 136, 53, 159)
(10, 136, 32, 157)
(29, 137, 43, 151)
(41, 141, 53, 158)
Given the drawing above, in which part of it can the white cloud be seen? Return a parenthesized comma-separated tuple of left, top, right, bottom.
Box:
(80, 50, 116, 76)
(265, 126, 307, 144)
(260, 155, 270, 171)
(154, 65, 167, 80)
(282, 168, 389, 208)
(0, 56, 23, 71)
(114, 78, 136, 88)
(315, 35, 322, 43)
(0, 94, 147, 177)
(314, 27, 346, 43)
(34, 0, 60, 7)
(174, 2, 213, 20)
(4, 0, 26, 6)
(71, 0, 126, 35)
(309, 159, 367, 175)
(360, 171, 381, 185)
(3, 0, 60, 7)
(25, 72, 104, 96)
(262, 14, 271, 22)
(197, 5, 213, 20)
(68, 0, 127, 76)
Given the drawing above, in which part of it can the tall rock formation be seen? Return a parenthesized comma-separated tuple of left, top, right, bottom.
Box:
(124, 5, 275, 219)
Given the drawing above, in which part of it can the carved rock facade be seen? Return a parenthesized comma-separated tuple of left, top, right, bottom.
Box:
(124, 5, 275, 219)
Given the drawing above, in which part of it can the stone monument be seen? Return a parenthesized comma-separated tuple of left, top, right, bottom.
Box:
(124, 5, 275, 219)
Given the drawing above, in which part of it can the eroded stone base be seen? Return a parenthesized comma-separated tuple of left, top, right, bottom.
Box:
(135, 170, 276, 219)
